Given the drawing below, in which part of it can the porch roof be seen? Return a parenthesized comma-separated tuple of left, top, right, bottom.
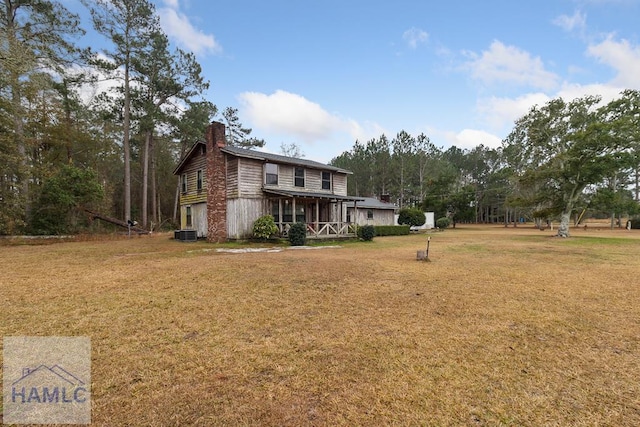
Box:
(263, 188, 364, 203)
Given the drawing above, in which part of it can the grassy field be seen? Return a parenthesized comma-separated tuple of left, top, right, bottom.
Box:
(1, 225, 639, 426)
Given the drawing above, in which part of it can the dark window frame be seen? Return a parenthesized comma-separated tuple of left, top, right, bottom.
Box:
(294, 167, 305, 187)
(196, 169, 203, 191)
(265, 163, 278, 185)
(186, 205, 192, 227)
(321, 171, 331, 190)
(181, 174, 187, 193)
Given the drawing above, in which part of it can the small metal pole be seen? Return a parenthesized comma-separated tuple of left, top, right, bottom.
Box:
(425, 236, 431, 260)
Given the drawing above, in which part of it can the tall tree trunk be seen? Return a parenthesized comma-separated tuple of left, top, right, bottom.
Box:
(123, 62, 131, 222)
(141, 129, 150, 229)
(557, 211, 571, 237)
(150, 134, 157, 227)
(156, 184, 161, 227)
(11, 81, 28, 218)
(7, 1, 29, 224)
(635, 168, 640, 202)
(60, 78, 74, 163)
(610, 212, 616, 230)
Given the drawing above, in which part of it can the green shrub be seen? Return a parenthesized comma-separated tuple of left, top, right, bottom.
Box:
(436, 217, 451, 229)
(288, 222, 307, 246)
(397, 208, 426, 227)
(253, 215, 279, 240)
(373, 225, 410, 236)
(358, 224, 376, 241)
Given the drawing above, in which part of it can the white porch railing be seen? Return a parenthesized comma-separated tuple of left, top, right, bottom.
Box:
(276, 222, 357, 238)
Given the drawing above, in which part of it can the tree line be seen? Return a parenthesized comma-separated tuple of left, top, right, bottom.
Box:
(0, 0, 262, 235)
(331, 91, 640, 237)
(2, 1, 639, 237)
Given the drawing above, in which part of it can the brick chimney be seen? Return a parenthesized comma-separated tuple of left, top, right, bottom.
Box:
(206, 120, 226, 148)
(206, 121, 227, 242)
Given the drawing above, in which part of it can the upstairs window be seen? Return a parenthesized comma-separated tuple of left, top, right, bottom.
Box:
(181, 174, 187, 193)
(265, 163, 278, 185)
(294, 167, 305, 187)
(196, 169, 203, 191)
(322, 171, 331, 190)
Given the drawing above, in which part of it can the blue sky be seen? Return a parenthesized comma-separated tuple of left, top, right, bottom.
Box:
(70, 0, 640, 163)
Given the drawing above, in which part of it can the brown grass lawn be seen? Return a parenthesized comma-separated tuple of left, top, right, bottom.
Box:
(1, 225, 640, 426)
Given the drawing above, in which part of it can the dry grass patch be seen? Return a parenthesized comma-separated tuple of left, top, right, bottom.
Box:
(1, 226, 640, 426)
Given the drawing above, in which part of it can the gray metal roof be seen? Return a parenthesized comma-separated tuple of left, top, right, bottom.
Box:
(174, 141, 352, 176)
(263, 188, 364, 202)
(221, 145, 351, 174)
(345, 197, 398, 210)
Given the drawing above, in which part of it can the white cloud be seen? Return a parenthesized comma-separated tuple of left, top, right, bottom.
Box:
(403, 28, 429, 49)
(162, 0, 180, 8)
(238, 90, 385, 147)
(344, 119, 387, 144)
(476, 83, 626, 133)
(464, 40, 559, 90)
(587, 35, 640, 88)
(157, 7, 221, 56)
(557, 82, 625, 103)
(553, 10, 587, 32)
(477, 92, 551, 130)
(68, 53, 123, 106)
(239, 90, 346, 142)
(442, 129, 503, 150)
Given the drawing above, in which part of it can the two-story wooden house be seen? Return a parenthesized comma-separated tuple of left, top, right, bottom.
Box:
(173, 121, 363, 242)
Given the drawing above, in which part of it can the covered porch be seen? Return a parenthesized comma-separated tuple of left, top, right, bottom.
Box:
(263, 189, 364, 239)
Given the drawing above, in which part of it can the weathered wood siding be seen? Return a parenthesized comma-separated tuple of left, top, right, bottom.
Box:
(179, 149, 207, 206)
(279, 164, 295, 188)
(193, 203, 208, 237)
(305, 169, 321, 189)
(262, 162, 349, 196)
(226, 157, 239, 198)
(333, 174, 347, 196)
(227, 198, 267, 239)
(350, 208, 395, 226)
(237, 158, 264, 197)
(180, 202, 207, 237)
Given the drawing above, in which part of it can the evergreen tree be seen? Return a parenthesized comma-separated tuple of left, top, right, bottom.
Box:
(85, 0, 160, 222)
(0, 0, 85, 232)
(221, 107, 264, 148)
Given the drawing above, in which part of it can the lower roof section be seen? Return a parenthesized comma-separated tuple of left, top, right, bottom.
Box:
(263, 188, 364, 203)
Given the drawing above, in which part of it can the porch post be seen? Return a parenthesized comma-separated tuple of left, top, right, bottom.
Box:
(315, 200, 319, 232)
(292, 198, 296, 223)
(354, 201, 358, 235)
(337, 201, 342, 235)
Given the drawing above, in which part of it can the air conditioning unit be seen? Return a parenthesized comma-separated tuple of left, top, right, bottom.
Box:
(174, 229, 197, 242)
